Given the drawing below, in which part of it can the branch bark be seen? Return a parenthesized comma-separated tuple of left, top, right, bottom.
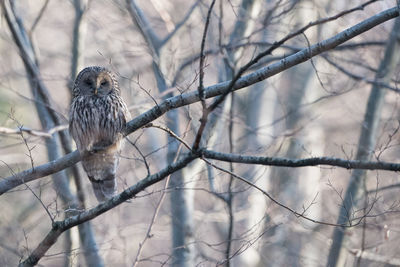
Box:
(201, 150, 400, 171)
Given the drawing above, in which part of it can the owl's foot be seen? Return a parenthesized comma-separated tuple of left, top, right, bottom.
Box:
(90, 140, 114, 153)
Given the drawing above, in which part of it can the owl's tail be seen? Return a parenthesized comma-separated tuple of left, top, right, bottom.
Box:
(82, 152, 119, 202)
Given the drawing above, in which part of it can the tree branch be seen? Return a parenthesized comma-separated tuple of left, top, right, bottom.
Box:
(18, 153, 197, 267)
(201, 150, 400, 171)
(0, 151, 81, 195)
(160, 0, 200, 46)
(0, 124, 68, 138)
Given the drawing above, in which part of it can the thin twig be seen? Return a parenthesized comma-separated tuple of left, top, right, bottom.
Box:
(126, 137, 151, 177)
(202, 157, 367, 227)
(323, 55, 400, 92)
(144, 123, 192, 151)
(133, 121, 189, 267)
(193, 0, 217, 150)
(29, 0, 50, 36)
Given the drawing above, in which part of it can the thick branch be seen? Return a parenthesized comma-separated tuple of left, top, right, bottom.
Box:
(125, 6, 400, 135)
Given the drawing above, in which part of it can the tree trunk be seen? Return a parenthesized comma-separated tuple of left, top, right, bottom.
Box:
(327, 17, 400, 267)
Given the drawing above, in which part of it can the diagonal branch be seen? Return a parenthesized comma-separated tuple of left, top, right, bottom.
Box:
(18, 153, 197, 267)
(160, 0, 200, 46)
(126, 0, 162, 56)
(189, 2, 399, 148)
(1, 5, 399, 196)
(0, 151, 81, 195)
(206, 0, 385, 113)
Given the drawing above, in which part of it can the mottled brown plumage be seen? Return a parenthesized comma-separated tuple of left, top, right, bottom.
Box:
(69, 66, 130, 202)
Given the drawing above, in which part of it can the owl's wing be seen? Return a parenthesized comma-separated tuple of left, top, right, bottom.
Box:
(69, 98, 95, 152)
(118, 97, 131, 131)
(69, 102, 83, 150)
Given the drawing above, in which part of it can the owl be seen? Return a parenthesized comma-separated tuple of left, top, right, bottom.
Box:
(69, 66, 131, 202)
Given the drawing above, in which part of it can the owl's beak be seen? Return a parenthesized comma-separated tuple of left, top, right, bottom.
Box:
(94, 88, 98, 95)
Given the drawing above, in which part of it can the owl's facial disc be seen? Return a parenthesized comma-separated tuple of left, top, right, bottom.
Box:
(81, 75, 96, 96)
(96, 73, 113, 96)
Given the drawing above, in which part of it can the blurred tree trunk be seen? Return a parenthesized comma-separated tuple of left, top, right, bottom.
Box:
(262, 1, 326, 266)
(235, 76, 277, 267)
(126, 1, 195, 265)
(3, 2, 76, 266)
(216, 0, 263, 265)
(2, 2, 104, 266)
(327, 17, 400, 267)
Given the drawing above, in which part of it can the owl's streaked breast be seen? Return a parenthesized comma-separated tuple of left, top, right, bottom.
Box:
(69, 94, 127, 152)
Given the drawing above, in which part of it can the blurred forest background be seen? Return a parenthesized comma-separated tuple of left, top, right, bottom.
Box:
(1, 0, 400, 266)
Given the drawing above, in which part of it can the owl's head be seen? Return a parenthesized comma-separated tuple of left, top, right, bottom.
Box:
(73, 66, 120, 97)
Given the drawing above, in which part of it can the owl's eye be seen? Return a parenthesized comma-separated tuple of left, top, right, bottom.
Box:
(101, 80, 108, 86)
(85, 79, 93, 86)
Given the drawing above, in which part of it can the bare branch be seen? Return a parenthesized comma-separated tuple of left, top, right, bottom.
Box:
(198, 0, 216, 104)
(0, 124, 68, 138)
(323, 55, 400, 92)
(29, 0, 50, 36)
(0, 151, 81, 195)
(201, 150, 400, 171)
(161, 0, 201, 46)
(192, 0, 217, 150)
